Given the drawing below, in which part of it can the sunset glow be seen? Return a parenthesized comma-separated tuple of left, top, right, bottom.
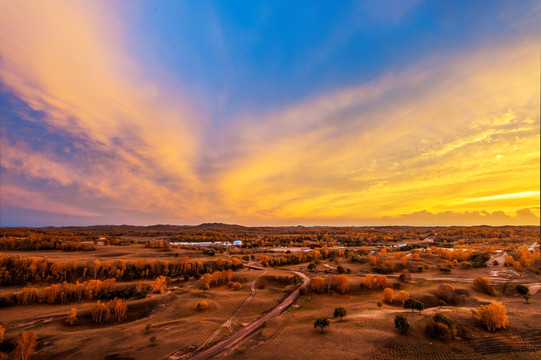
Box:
(1, 1, 539, 226)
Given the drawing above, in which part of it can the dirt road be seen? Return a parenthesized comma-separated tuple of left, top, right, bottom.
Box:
(167, 269, 310, 360)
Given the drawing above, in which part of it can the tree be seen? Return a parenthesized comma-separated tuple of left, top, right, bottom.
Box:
(65, 308, 77, 326)
(0, 325, 4, 360)
(399, 269, 411, 282)
(14, 332, 38, 360)
(314, 318, 330, 333)
(396, 290, 409, 305)
(152, 276, 167, 293)
(516, 284, 529, 295)
(202, 273, 212, 285)
(307, 263, 316, 271)
(478, 302, 509, 332)
(199, 282, 210, 293)
(312, 277, 326, 294)
(332, 274, 349, 294)
(404, 298, 424, 313)
(91, 300, 107, 323)
(333, 307, 347, 321)
(364, 274, 375, 289)
(197, 300, 208, 311)
(382, 288, 394, 303)
(395, 314, 410, 334)
(411, 253, 420, 261)
(375, 275, 388, 289)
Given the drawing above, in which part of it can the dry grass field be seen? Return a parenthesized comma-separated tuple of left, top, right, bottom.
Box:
(0, 225, 539, 359)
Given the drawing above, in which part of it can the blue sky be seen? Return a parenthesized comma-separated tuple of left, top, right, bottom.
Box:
(115, 0, 536, 121)
(0, 0, 539, 226)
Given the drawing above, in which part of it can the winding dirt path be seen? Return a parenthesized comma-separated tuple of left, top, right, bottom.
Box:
(166, 267, 310, 360)
(198, 268, 268, 349)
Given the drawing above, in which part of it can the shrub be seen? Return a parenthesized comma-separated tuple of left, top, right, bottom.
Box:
(232, 282, 242, 291)
(149, 336, 157, 345)
(145, 322, 152, 331)
(435, 284, 456, 303)
(425, 322, 452, 340)
(377, 301, 383, 308)
(473, 277, 496, 296)
(433, 313, 456, 338)
(197, 300, 209, 311)
(299, 286, 308, 295)
(395, 314, 410, 334)
(399, 269, 411, 282)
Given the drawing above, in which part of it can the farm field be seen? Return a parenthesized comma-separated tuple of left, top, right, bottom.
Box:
(0, 224, 539, 360)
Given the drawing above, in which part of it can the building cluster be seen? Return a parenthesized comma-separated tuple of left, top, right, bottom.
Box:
(170, 239, 242, 247)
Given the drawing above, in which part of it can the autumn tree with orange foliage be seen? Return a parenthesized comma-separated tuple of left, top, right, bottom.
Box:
(312, 277, 326, 294)
(14, 332, 38, 360)
(375, 275, 389, 289)
(332, 274, 349, 294)
(152, 276, 167, 293)
(477, 302, 509, 332)
(364, 274, 375, 289)
(382, 288, 394, 303)
(436, 284, 456, 303)
(65, 308, 77, 326)
(0, 325, 5, 360)
(396, 290, 409, 304)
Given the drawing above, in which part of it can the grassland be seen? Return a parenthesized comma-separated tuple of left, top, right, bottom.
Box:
(0, 225, 539, 360)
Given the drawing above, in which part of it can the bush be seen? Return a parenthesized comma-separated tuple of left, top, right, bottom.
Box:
(433, 313, 456, 338)
(395, 314, 410, 334)
(299, 286, 308, 295)
(473, 277, 496, 296)
(232, 282, 242, 291)
(197, 300, 209, 311)
(425, 322, 452, 340)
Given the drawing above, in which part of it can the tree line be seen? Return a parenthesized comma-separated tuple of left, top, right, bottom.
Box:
(0, 253, 243, 286)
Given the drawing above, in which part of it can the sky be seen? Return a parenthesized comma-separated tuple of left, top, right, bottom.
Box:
(0, 0, 539, 227)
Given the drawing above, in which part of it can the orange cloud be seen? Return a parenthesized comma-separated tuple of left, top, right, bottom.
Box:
(0, 2, 539, 226)
(216, 39, 540, 224)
